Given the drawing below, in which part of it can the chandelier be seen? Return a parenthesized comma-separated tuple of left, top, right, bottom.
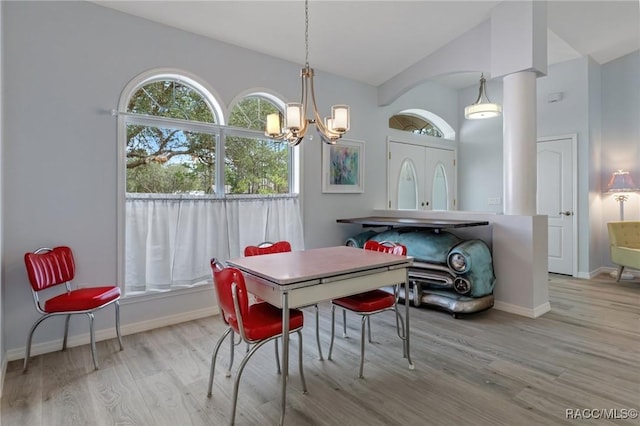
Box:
(265, 0, 350, 146)
(464, 73, 502, 119)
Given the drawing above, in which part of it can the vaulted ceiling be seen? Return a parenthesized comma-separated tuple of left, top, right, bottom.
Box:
(93, 1, 640, 88)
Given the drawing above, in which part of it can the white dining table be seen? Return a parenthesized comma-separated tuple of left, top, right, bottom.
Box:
(226, 245, 414, 425)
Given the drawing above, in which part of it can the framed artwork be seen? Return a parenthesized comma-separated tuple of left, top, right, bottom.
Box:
(322, 139, 365, 193)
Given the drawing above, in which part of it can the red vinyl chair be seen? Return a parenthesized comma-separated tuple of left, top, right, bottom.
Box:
(328, 240, 407, 378)
(219, 241, 294, 376)
(23, 246, 123, 371)
(244, 241, 324, 361)
(207, 259, 307, 425)
(243, 240, 292, 257)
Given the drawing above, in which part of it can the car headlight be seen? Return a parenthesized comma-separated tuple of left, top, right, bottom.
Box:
(448, 253, 467, 272)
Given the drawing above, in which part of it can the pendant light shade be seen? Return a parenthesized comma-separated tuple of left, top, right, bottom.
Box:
(465, 74, 502, 120)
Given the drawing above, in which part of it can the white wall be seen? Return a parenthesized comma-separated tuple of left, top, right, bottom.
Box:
(0, 0, 5, 394)
(600, 51, 640, 266)
(457, 78, 504, 214)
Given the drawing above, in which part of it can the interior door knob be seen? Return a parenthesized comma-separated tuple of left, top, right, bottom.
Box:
(559, 211, 573, 216)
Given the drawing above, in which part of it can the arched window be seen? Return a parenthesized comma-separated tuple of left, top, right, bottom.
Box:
(125, 76, 221, 194)
(117, 71, 302, 296)
(388, 108, 455, 140)
(389, 113, 443, 137)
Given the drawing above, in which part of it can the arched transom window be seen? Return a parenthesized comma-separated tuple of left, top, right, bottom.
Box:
(389, 113, 444, 137)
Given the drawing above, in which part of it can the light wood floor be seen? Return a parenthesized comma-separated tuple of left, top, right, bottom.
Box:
(2, 273, 639, 425)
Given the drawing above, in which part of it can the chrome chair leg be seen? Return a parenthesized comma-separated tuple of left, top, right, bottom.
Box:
(359, 315, 367, 378)
(314, 305, 324, 360)
(23, 314, 51, 372)
(231, 337, 276, 425)
(62, 314, 71, 351)
(88, 312, 99, 370)
(115, 301, 124, 351)
(297, 330, 307, 393)
(226, 330, 235, 378)
(342, 309, 348, 338)
(274, 339, 281, 374)
(328, 305, 336, 360)
(394, 304, 407, 357)
(208, 327, 232, 397)
(367, 316, 373, 343)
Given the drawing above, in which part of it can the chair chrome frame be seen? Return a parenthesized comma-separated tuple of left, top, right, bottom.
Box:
(328, 241, 408, 378)
(207, 261, 307, 426)
(328, 285, 406, 378)
(23, 247, 123, 372)
(244, 241, 324, 361)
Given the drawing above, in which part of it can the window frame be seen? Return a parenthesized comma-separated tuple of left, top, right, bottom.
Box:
(116, 69, 298, 290)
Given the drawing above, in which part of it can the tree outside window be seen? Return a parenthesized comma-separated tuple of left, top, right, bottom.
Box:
(226, 96, 289, 194)
(126, 81, 290, 195)
(126, 80, 217, 194)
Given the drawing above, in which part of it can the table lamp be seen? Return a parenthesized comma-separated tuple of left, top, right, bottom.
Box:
(606, 170, 639, 221)
(606, 170, 638, 280)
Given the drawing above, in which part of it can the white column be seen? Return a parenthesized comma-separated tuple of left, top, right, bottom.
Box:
(503, 71, 537, 215)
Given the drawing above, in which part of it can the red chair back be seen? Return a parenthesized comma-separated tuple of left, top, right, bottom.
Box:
(363, 240, 407, 256)
(244, 241, 291, 257)
(24, 246, 75, 292)
(210, 259, 249, 332)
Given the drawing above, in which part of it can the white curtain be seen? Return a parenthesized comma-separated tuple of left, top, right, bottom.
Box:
(125, 194, 304, 294)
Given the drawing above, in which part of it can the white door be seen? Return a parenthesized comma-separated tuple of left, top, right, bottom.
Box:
(537, 136, 576, 275)
(388, 141, 456, 210)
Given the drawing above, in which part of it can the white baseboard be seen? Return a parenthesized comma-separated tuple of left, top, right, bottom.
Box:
(578, 267, 639, 280)
(493, 301, 551, 318)
(6, 306, 220, 362)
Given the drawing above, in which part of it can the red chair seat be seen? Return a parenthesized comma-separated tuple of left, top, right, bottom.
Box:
(44, 286, 121, 313)
(332, 289, 395, 313)
(230, 302, 304, 341)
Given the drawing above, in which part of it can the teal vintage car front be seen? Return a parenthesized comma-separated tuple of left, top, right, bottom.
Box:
(346, 228, 495, 316)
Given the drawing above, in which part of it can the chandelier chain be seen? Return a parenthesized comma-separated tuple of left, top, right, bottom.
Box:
(304, 0, 309, 67)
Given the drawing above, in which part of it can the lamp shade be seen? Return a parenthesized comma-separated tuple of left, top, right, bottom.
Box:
(464, 73, 502, 120)
(606, 170, 639, 192)
(464, 102, 502, 119)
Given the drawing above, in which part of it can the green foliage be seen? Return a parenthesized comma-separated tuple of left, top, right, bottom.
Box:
(126, 80, 290, 195)
(127, 162, 200, 193)
(228, 96, 279, 130)
(128, 81, 214, 122)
